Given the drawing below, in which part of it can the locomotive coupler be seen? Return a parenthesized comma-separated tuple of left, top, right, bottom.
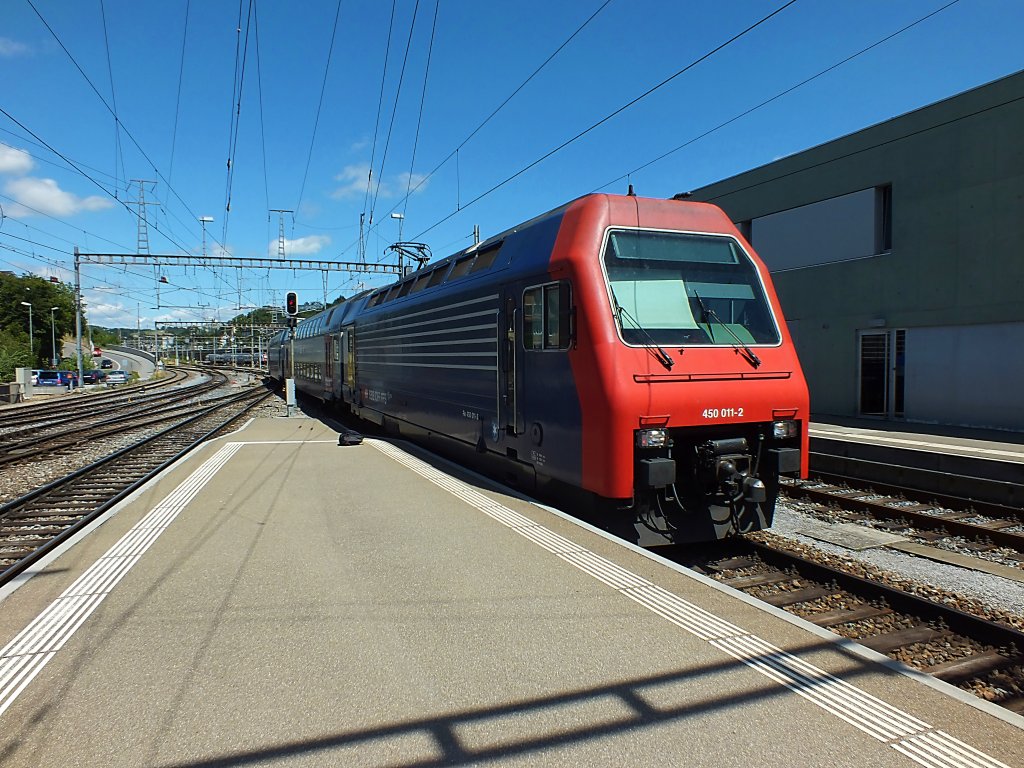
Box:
(699, 438, 766, 504)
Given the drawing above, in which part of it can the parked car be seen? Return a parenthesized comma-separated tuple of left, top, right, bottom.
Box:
(100, 359, 114, 369)
(81, 369, 106, 384)
(30, 369, 43, 385)
(104, 370, 130, 384)
(35, 370, 75, 388)
(35, 370, 63, 387)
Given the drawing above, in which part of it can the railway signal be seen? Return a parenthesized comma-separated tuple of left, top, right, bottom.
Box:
(285, 291, 298, 317)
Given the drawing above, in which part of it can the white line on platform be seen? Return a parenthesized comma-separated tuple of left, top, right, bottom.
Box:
(0, 442, 242, 718)
(368, 437, 1012, 768)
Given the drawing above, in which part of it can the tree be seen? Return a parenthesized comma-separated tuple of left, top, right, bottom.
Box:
(0, 327, 32, 381)
(0, 272, 77, 368)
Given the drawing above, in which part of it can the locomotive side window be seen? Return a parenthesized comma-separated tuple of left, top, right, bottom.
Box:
(427, 267, 448, 288)
(604, 229, 780, 346)
(470, 243, 502, 273)
(447, 255, 475, 281)
(409, 271, 433, 293)
(523, 281, 572, 350)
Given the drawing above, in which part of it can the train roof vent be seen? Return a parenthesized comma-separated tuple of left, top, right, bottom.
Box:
(408, 270, 433, 294)
(447, 255, 475, 282)
(470, 242, 503, 273)
(427, 267, 447, 288)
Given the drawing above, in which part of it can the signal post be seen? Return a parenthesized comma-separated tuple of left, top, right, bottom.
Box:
(285, 291, 297, 417)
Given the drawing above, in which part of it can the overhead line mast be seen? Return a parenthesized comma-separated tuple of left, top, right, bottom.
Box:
(269, 209, 294, 259)
(129, 179, 158, 255)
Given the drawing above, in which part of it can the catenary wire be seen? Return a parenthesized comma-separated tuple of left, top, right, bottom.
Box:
(98, 0, 127, 201)
(222, 0, 254, 244)
(368, 0, 422, 228)
(336, 0, 614, 261)
(409, 0, 799, 241)
(362, 0, 399, 230)
(596, 0, 963, 192)
(167, 0, 191, 187)
(295, 0, 344, 218)
(26, 0, 210, 255)
(401, 0, 440, 222)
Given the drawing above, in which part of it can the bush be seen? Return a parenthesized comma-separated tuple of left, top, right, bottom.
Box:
(0, 328, 32, 382)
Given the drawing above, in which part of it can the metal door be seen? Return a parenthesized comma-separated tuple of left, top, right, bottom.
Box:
(858, 329, 906, 418)
(501, 294, 523, 435)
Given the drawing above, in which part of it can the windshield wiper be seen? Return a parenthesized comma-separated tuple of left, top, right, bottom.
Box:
(692, 291, 762, 369)
(610, 289, 674, 370)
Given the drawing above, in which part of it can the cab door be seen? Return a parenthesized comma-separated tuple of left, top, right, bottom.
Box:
(501, 294, 523, 436)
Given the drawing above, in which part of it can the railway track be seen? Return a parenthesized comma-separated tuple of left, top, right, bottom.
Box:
(0, 388, 252, 471)
(0, 385, 274, 588)
(680, 537, 1024, 715)
(0, 367, 193, 430)
(0, 368, 217, 445)
(782, 473, 1024, 557)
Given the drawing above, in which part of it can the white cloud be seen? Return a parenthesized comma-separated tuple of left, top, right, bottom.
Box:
(0, 145, 33, 175)
(0, 38, 30, 57)
(332, 164, 371, 200)
(3, 177, 114, 218)
(270, 234, 331, 257)
(331, 164, 428, 201)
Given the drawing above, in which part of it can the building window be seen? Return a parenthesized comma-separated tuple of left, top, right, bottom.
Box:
(876, 184, 892, 253)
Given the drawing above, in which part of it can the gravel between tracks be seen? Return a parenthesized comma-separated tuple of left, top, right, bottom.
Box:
(770, 504, 1024, 618)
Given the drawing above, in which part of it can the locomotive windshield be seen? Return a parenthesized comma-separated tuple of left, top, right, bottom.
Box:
(603, 229, 781, 346)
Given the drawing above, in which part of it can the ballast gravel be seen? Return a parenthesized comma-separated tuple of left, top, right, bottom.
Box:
(770, 504, 1024, 619)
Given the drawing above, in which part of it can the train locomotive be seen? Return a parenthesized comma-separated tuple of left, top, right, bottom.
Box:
(268, 193, 809, 543)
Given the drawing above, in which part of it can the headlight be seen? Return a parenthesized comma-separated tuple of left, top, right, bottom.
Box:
(636, 428, 668, 448)
(772, 420, 799, 439)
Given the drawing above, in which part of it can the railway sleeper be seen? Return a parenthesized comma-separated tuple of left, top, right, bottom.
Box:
(721, 570, 791, 589)
(761, 586, 833, 608)
(706, 556, 760, 571)
(807, 605, 894, 627)
(858, 625, 949, 654)
(923, 649, 1014, 684)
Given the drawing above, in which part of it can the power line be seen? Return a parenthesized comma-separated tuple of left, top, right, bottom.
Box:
(338, 0, 614, 262)
(596, 0, 963, 192)
(362, 0, 399, 232)
(295, 0, 344, 216)
(401, 0, 440, 224)
(368, 0, 423, 228)
(98, 0, 127, 201)
(253, 1, 271, 217)
(0, 136, 129, 192)
(411, 0, 799, 241)
(222, 0, 255, 244)
(0, 105, 132, 213)
(25, 1, 221, 256)
(701, 92, 1024, 202)
(167, 0, 192, 186)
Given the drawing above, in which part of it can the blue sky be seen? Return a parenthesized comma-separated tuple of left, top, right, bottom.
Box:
(0, 0, 1020, 330)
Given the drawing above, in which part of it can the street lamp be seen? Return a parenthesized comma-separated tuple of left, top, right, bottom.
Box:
(50, 306, 59, 366)
(390, 212, 405, 241)
(20, 301, 33, 356)
(199, 216, 214, 258)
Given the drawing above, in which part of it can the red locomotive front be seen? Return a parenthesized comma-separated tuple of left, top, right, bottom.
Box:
(558, 195, 809, 542)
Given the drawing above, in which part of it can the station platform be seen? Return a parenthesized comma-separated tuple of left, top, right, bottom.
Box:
(811, 417, 1024, 466)
(1, 416, 1022, 767)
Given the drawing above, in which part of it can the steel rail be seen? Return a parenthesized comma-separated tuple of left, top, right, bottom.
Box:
(0, 388, 273, 587)
(782, 479, 1024, 552)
